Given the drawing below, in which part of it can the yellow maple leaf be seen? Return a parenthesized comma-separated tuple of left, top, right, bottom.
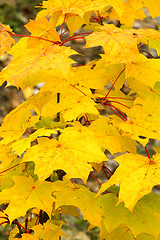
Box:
(85, 24, 160, 64)
(0, 37, 76, 89)
(22, 126, 107, 183)
(85, 24, 140, 63)
(128, 194, 160, 237)
(0, 23, 15, 56)
(89, 116, 137, 154)
(109, 2, 145, 26)
(97, 152, 160, 211)
(0, 101, 39, 145)
(41, 0, 124, 19)
(0, 176, 55, 222)
(25, 11, 61, 48)
(126, 54, 160, 89)
(11, 128, 57, 156)
(118, 97, 160, 145)
(32, 220, 65, 240)
(131, 0, 160, 19)
(40, 82, 99, 121)
(51, 180, 103, 228)
(0, 144, 18, 171)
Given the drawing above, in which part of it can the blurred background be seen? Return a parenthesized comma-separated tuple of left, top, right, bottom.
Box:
(0, 0, 41, 33)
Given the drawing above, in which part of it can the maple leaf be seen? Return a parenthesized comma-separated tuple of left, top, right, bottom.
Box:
(40, 86, 99, 121)
(32, 220, 65, 240)
(51, 180, 103, 228)
(117, 97, 160, 145)
(97, 193, 130, 233)
(89, 116, 137, 154)
(128, 193, 160, 237)
(0, 23, 15, 56)
(0, 101, 39, 145)
(133, 0, 160, 18)
(85, 24, 160, 64)
(0, 144, 18, 171)
(0, 176, 55, 222)
(109, 0, 160, 22)
(102, 225, 135, 240)
(66, 14, 84, 36)
(21, 126, 107, 183)
(126, 54, 160, 89)
(11, 128, 57, 156)
(24, 11, 61, 48)
(0, 157, 23, 191)
(0, 37, 76, 89)
(85, 24, 140, 63)
(109, 2, 145, 26)
(97, 152, 160, 211)
(41, 0, 124, 19)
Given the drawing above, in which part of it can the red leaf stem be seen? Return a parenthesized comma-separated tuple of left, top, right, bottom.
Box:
(60, 14, 67, 40)
(0, 216, 9, 220)
(107, 97, 134, 101)
(145, 146, 154, 164)
(9, 32, 60, 45)
(13, 219, 31, 234)
(109, 100, 130, 109)
(102, 165, 113, 178)
(60, 37, 85, 45)
(60, 28, 69, 37)
(26, 130, 38, 145)
(104, 67, 126, 99)
(0, 221, 10, 225)
(35, 210, 41, 226)
(89, 173, 109, 193)
(0, 209, 8, 217)
(107, 104, 127, 121)
(139, 50, 155, 58)
(137, 43, 145, 49)
(145, 146, 150, 160)
(60, 32, 92, 45)
(72, 64, 85, 67)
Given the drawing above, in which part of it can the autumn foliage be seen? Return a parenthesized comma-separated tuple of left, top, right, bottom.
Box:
(0, 0, 160, 239)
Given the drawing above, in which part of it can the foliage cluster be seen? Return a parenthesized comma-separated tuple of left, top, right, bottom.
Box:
(0, 0, 160, 239)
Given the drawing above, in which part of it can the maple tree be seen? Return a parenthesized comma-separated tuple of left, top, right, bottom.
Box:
(0, 0, 160, 239)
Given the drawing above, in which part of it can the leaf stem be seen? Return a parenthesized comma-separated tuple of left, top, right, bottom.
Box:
(107, 103, 127, 121)
(9, 32, 60, 45)
(107, 97, 134, 101)
(35, 210, 41, 226)
(109, 100, 130, 109)
(13, 219, 31, 234)
(104, 67, 126, 99)
(60, 14, 67, 40)
(89, 173, 109, 193)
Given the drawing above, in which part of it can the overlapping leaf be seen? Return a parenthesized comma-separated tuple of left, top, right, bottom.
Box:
(51, 180, 103, 228)
(41, 0, 124, 19)
(97, 152, 160, 211)
(0, 37, 76, 88)
(22, 126, 107, 183)
(32, 220, 65, 240)
(0, 176, 55, 222)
